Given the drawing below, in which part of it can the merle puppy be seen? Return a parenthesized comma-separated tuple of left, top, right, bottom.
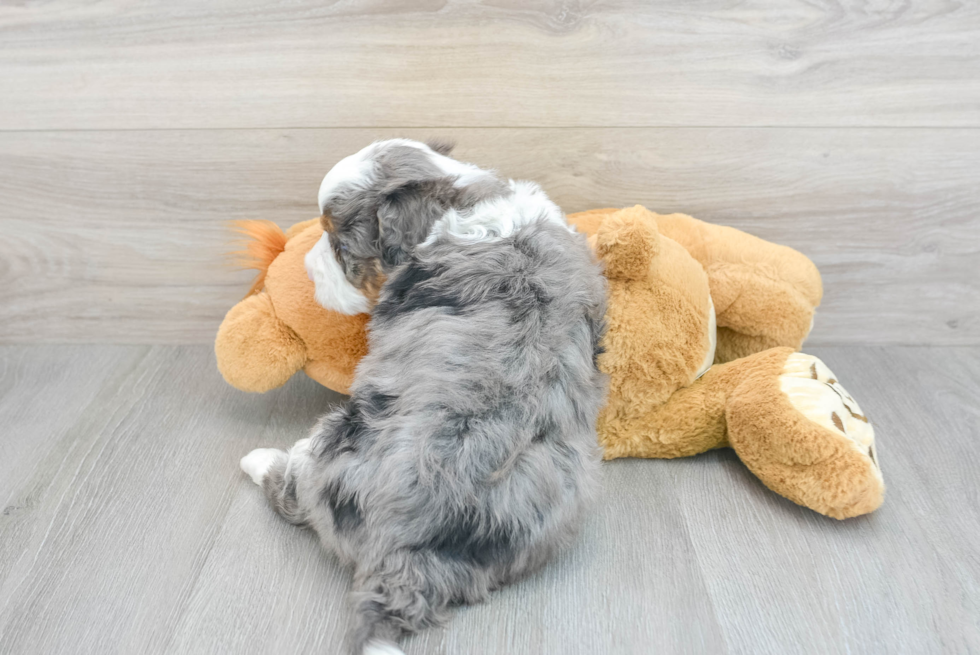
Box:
(241, 139, 607, 655)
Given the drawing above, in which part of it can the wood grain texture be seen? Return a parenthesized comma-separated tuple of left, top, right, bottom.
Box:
(1, 0, 978, 130)
(0, 345, 149, 598)
(0, 345, 344, 654)
(0, 345, 977, 654)
(1, 128, 976, 345)
(676, 345, 980, 655)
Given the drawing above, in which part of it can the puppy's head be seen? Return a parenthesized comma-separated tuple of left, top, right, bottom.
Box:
(306, 139, 500, 314)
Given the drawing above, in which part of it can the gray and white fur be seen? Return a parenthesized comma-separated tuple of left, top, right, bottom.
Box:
(241, 139, 607, 655)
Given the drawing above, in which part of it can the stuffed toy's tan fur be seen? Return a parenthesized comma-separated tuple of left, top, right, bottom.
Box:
(571, 208, 822, 363)
(216, 207, 883, 518)
(216, 219, 367, 393)
(585, 207, 882, 519)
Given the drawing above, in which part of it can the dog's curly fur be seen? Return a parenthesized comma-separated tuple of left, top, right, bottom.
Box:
(242, 140, 607, 654)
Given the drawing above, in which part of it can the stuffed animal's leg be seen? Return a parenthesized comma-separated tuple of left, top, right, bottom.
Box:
(726, 351, 884, 519)
(707, 262, 818, 363)
(598, 348, 794, 460)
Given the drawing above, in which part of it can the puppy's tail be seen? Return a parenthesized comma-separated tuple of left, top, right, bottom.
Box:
(229, 219, 288, 297)
(349, 550, 479, 655)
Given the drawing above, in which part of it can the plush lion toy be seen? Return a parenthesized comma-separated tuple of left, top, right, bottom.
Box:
(216, 219, 367, 394)
(216, 207, 883, 519)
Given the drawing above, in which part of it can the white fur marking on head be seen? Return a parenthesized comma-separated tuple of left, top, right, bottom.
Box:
(240, 448, 281, 486)
(318, 146, 376, 213)
(381, 137, 493, 187)
(321, 140, 494, 211)
(305, 232, 372, 315)
(363, 641, 406, 655)
(422, 179, 569, 246)
(371, 138, 490, 185)
(428, 149, 493, 187)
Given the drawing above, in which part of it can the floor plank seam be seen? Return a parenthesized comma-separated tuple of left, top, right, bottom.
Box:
(3, 125, 980, 134)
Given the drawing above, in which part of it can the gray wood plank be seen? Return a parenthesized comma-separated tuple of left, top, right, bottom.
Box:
(0, 345, 149, 599)
(2, 345, 978, 654)
(1, 1, 978, 129)
(401, 460, 728, 655)
(169, 352, 726, 655)
(172, 445, 728, 655)
(674, 345, 980, 655)
(0, 346, 145, 502)
(1, 128, 977, 346)
(0, 346, 343, 654)
(165, 374, 356, 655)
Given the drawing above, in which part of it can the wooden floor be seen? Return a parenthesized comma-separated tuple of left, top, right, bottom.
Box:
(0, 344, 977, 654)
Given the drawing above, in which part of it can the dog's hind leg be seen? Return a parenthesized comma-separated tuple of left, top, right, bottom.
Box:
(241, 439, 311, 525)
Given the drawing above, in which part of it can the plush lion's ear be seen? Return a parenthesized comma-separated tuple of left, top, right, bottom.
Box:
(595, 206, 661, 281)
(426, 138, 455, 156)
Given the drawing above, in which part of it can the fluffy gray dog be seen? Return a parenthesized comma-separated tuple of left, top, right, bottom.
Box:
(241, 139, 607, 655)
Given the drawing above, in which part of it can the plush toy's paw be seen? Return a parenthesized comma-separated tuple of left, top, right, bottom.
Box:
(594, 206, 661, 280)
(779, 353, 878, 469)
(727, 350, 884, 519)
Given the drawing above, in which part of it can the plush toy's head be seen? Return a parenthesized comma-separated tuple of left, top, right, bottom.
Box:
(216, 219, 368, 394)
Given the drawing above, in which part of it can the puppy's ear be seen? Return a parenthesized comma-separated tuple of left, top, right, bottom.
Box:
(426, 139, 455, 156)
(377, 178, 457, 268)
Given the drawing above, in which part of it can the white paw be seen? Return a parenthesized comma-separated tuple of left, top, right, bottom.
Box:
(240, 448, 281, 485)
(292, 437, 311, 454)
(363, 641, 405, 655)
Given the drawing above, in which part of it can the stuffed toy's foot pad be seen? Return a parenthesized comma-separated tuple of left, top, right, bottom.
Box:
(727, 350, 885, 518)
(779, 353, 879, 474)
